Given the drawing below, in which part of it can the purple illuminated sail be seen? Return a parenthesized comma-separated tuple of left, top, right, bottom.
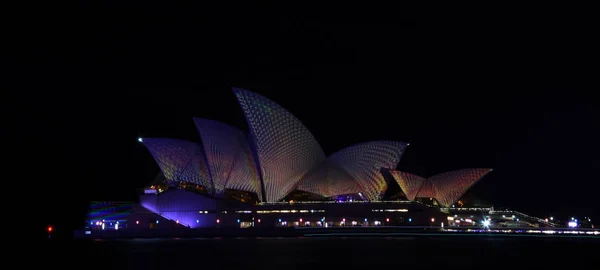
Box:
(140, 138, 213, 194)
(193, 118, 263, 198)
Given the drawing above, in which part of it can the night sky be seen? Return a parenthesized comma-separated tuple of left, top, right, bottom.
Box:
(7, 6, 598, 237)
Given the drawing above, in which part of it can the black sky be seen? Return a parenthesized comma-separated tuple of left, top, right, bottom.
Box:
(6, 6, 598, 237)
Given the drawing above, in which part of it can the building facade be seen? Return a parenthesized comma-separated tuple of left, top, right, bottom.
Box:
(82, 88, 494, 232)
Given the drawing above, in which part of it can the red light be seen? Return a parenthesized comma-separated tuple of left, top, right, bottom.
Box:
(257, 219, 261, 223)
(47, 226, 53, 233)
(386, 218, 390, 222)
(216, 219, 220, 223)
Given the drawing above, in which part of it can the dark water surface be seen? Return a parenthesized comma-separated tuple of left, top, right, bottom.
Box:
(48, 236, 598, 269)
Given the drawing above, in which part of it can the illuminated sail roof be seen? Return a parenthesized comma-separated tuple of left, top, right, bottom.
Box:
(387, 170, 425, 201)
(298, 141, 407, 200)
(139, 87, 490, 205)
(140, 138, 213, 194)
(327, 141, 408, 201)
(415, 178, 437, 199)
(389, 168, 492, 207)
(296, 160, 362, 198)
(430, 168, 493, 207)
(193, 118, 263, 198)
(234, 88, 326, 202)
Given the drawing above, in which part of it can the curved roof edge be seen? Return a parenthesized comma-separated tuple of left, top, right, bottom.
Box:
(139, 137, 214, 194)
(192, 117, 264, 199)
(387, 169, 426, 201)
(430, 168, 493, 207)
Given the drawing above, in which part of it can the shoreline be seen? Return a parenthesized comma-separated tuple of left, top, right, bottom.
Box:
(73, 226, 600, 240)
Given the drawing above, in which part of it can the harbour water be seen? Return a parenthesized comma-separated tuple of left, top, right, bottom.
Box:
(43, 235, 598, 269)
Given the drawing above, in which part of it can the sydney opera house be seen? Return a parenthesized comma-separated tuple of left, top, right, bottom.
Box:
(84, 88, 498, 231)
